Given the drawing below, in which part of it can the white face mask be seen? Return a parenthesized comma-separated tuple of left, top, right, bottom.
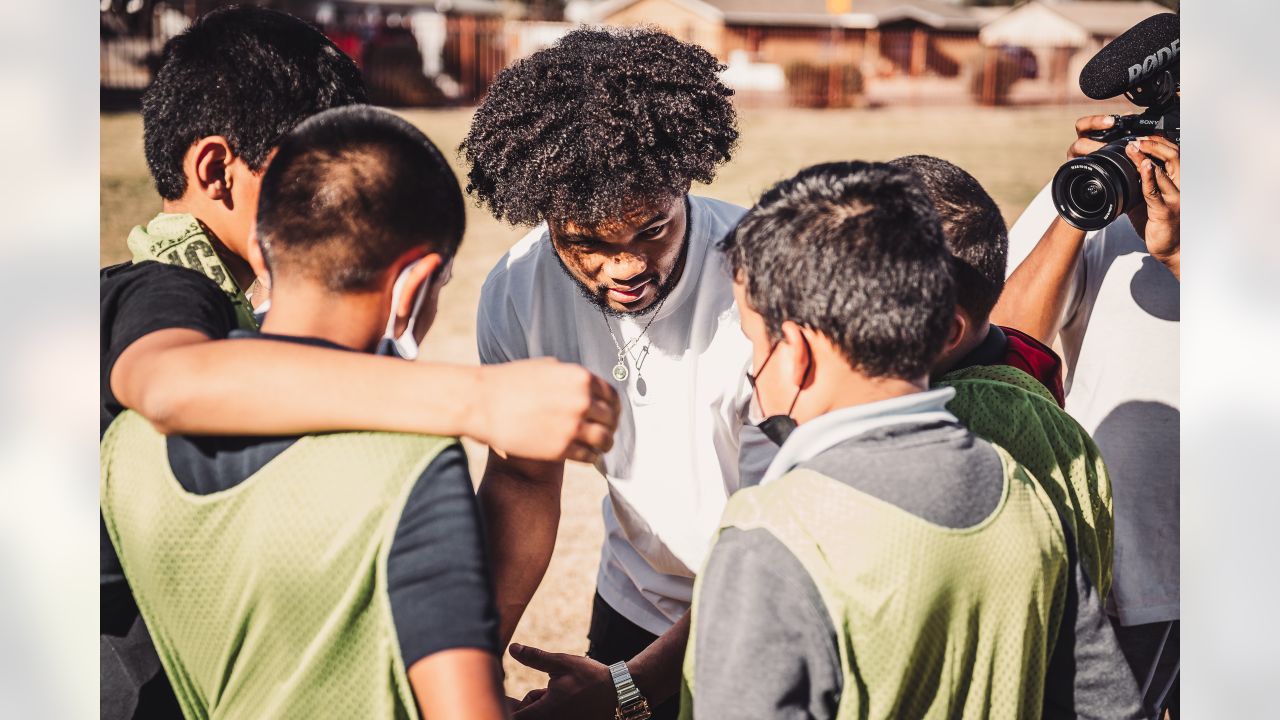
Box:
(377, 258, 432, 360)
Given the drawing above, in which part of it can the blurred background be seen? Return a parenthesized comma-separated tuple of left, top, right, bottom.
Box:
(102, 0, 1177, 110)
(97, 0, 1182, 703)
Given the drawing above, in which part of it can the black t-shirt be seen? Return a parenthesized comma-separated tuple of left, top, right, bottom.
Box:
(100, 260, 238, 436)
(100, 260, 238, 719)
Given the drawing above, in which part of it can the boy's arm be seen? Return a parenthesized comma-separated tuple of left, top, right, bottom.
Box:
(690, 527, 840, 719)
(110, 332, 619, 462)
(1042, 521, 1145, 720)
(476, 451, 565, 648)
(392, 444, 509, 720)
(408, 648, 509, 720)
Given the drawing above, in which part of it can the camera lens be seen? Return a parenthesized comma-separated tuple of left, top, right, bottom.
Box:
(1069, 176, 1108, 214)
(1051, 140, 1142, 231)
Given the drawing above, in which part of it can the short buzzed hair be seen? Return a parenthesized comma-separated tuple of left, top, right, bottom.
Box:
(256, 106, 465, 292)
(889, 155, 1008, 323)
(722, 161, 954, 380)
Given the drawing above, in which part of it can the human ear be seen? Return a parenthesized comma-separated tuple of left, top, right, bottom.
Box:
(393, 253, 444, 336)
(190, 136, 235, 202)
(944, 311, 969, 356)
(778, 320, 813, 389)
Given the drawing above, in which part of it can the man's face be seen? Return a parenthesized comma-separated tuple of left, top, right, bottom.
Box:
(548, 195, 688, 316)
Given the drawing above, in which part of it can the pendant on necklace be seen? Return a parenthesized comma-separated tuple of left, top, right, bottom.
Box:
(612, 361, 629, 382)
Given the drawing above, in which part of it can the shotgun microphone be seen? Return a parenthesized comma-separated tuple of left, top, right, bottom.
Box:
(1052, 13, 1180, 230)
(1079, 12, 1180, 102)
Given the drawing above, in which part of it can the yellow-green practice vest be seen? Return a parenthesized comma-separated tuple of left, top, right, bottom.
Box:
(937, 363, 1113, 599)
(101, 411, 456, 719)
(128, 212, 258, 330)
(681, 446, 1067, 720)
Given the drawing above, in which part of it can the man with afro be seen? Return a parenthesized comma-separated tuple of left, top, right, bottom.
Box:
(464, 27, 774, 720)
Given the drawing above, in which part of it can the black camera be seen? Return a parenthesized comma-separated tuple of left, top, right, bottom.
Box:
(1052, 63, 1180, 231)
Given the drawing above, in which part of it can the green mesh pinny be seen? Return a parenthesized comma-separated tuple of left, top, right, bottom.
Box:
(101, 411, 455, 719)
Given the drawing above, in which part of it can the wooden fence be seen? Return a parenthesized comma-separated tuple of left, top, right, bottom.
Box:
(102, 9, 1096, 109)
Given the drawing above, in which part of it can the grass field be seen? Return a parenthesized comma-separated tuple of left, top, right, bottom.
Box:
(100, 104, 1116, 699)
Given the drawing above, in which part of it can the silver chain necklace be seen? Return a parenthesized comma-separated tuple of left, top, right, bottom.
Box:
(601, 292, 668, 382)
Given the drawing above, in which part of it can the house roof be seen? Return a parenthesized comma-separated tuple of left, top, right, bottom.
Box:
(589, 0, 983, 31)
(329, 0, 506, 15)
(1044, 1, 1170, 37)
(980, 1, 1168, 47)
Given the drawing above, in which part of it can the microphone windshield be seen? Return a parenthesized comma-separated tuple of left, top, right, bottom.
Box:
(1079, 13, 1180, 100)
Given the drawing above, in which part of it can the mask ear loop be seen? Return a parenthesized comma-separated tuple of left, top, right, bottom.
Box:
(784, 333, 813, 417)
(399, 265, 433, 344)
(384, 258, 435, 336)
(384, 260, 415, 339)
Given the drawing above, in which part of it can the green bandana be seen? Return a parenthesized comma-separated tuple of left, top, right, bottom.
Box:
(127, 213, 258, 330)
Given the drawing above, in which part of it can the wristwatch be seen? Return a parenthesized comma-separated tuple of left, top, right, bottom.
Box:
(608, 660, 652, 720)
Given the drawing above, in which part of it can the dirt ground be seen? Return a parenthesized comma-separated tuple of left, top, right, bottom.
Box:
(100, 104, 1120, 698)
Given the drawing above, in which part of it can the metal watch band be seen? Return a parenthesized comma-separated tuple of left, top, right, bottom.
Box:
(608, 660, 652, 720)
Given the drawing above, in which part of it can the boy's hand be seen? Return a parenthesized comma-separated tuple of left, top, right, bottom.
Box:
(472, 359, 620, 463)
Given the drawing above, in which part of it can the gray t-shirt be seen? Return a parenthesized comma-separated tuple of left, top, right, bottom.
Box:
(1008, 185, 1179, 626)
(691, 422, 1144, 719)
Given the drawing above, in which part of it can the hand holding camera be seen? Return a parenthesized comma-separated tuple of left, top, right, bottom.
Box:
(1064, 116, 1180, 278)
(1051, 12, 1180, 279)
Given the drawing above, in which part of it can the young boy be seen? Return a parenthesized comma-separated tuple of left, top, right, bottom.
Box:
(103, 5, 614, 454)
(680, 162, 1142, 718)
(101, 9, 617, 717)
(889, 155, 1065, 404)
(891, 154, 1114, 599)
(102, 106, 507, 720)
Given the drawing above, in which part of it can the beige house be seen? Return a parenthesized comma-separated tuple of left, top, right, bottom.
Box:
(580, 0, 984, 105)
(978, 1, 1170, 102)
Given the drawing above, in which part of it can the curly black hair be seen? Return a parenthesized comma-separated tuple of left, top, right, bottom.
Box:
(461, 26, 738, 227)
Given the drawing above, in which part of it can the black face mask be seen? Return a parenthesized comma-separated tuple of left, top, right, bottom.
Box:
(757, 413, 798, 447)
(747, 338, 809, 447)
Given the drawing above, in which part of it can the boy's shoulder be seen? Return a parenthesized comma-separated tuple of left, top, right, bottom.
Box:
(724, 423, 1015, 536)
(938, 365, 1094, 452)
(939, 363, 1059, 406)
(101, 259, 238, 349)
(101, 258, 223, 290)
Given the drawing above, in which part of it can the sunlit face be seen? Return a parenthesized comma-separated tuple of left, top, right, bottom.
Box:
(548, 195, 688, 316)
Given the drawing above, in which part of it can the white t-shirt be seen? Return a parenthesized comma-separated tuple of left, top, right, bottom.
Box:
(1008, 184, 1179, 626)
(476, 195, 776, 635)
